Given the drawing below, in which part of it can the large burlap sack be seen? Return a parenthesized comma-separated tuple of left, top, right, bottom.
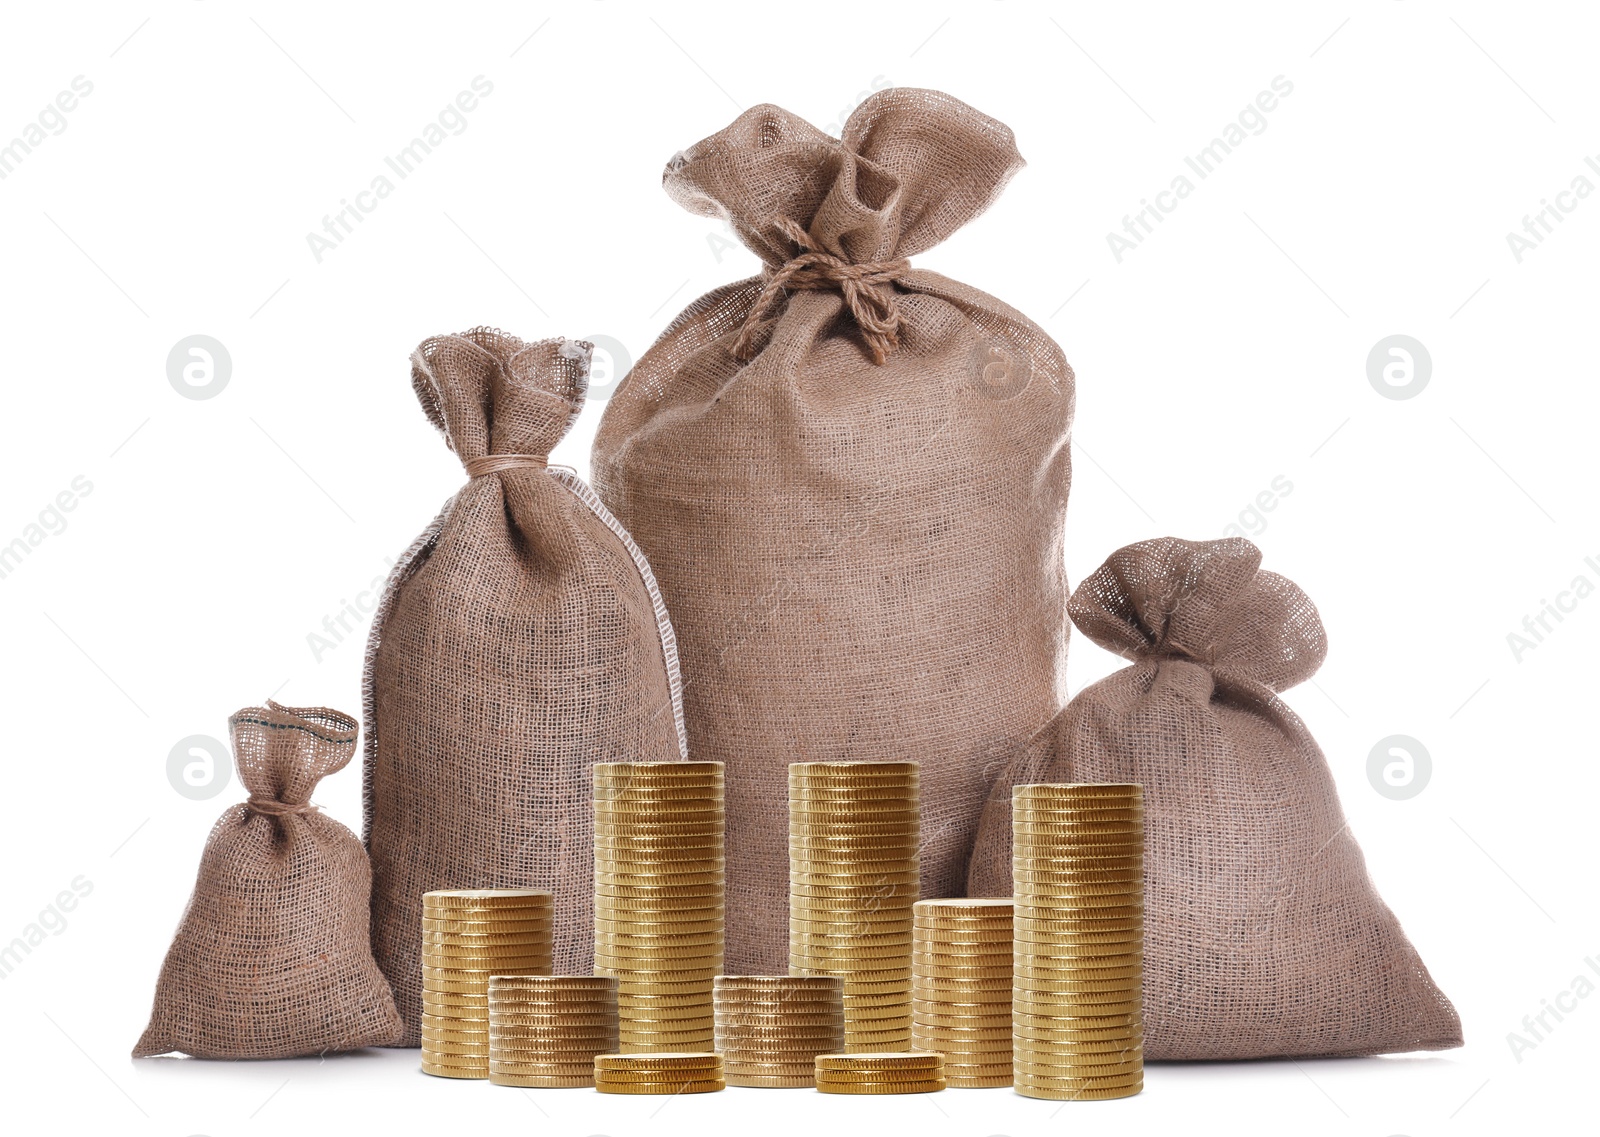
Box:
(364, 328, 688, 1045)
(968, 537, 1462, 1058)
(592, 89, 1075, 973)
(135, 702, 402, 1059)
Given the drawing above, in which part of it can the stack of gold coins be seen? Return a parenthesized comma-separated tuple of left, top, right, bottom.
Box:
(814, 1051, 946, 1095)
(487, 975, 619, 1088)
(1012, 783, 1143, 1101)
(789, 761, 919, 1052)
(911, 897, 1013, 1088)
(593, 761, 725, 1053)
(713, 975, 846, 1087)
(593, 1051, 725, 1094)
(420, 889, 554, 1080)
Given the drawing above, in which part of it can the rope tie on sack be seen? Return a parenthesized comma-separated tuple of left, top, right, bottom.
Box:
(732, 216, 910, 365)
(245, 797, 320, 817)
(465, 454, 548, 478)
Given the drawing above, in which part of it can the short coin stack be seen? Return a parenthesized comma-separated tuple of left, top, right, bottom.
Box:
(420, 888, 554, 1080)
(593, 761, 725, 1052)
(788, 761, 919, 1051)
(713, 975, 846, 1087)
(487, 975, 619, 1088)
(911, 897, 1013, 1087)
(813, 1051, 946, 1095)
(593, 1051, 726, 1095)
(1012, 783, 1144, 1101)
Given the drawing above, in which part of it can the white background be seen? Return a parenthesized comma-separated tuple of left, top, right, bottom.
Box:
(1, 2, 1595, 1134)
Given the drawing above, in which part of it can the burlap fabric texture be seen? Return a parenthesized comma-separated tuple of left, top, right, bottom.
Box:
(134, 701, 402, 1058)
(364, 329, 688, 1046)
(592, 88, 1074, 973)
(968, 537, 1463, 1059)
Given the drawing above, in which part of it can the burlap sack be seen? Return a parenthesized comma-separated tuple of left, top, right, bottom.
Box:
(968, 537, 1462, 1059)
(134, 702, 402, 1059)
(592, 89, 1074, 973)
(364, 328, 688, 1045)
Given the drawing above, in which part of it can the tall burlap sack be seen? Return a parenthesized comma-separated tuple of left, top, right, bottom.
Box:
(134, 702, 402, 1059)
(968, 537, 1462, 1059)
(364, 328, 688, 1045)
(592, 88, 1075, 973)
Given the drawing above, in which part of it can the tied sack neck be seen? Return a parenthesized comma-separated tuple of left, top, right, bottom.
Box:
(732, 216, 910, 365)
(230, 700, 359, 822)
(1067, 536, 1328, 695)
(663, 88, 1026, 367)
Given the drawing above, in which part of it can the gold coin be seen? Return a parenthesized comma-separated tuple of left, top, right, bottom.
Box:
(787, 815, 918, 831)
(1013, 782, 1141, 798)
(1011, 904, 1142, 922)
(1011, 1002, 1142, 1021)
(790, 760, 917, 775)
(944, 1072, 1013, 1088)
(488, 1071, 595, 1088)
(910, 986, 1012, 1004)
(421, 1025, 490, 1044)
(716, 1011, 844, 1027)
(715, 975, 844, 990)
(424, 887, 553, 904)
(418, 914, 552, 931)
(594, 1077, 724, 1095)
(489, 974, 616, 990)
(790, 940, 910, 959)
(420, 1060, 487, 1080)
(595, 881, 724, 898)
(422, 944, 553, 962)
(814, 1079, 944, 1095)
(486, 994, 618, 1010)
(1013, 961, 1141, 981)
(592, 829, 725, 844)
(594, 926, 724, 943)
(791, 831, 920, 846)
(1011, 814, 1142, 830)
(816, 1050, 937, 1069)
(595, 1051, 721, 1068)
(422, 1038, 491, 1058)
(913, 897, 1015, 910)
(422, 994, 486, 1013)
(598, 869, 723, 889)
(1014, 1077, 1143, 1098)
(1013, 1054, 1142, 1076)
(594, 912, 724, 928)
(724, 1072, 817, 1088)
(1012, 1015, 1140, 1036)
(422, 930, 554, 946)
(1014, 1080, 1142, 1101)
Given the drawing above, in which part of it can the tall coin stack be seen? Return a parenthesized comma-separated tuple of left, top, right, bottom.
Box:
(713, 975, 846, 1087)
(788, 761, 919, 1051)
(487, 975, 619, 1088)
(420, 888, 554, 1080)
(593, 761, 725, 1053)
(1011, 783, 1144, 1101)
(911, 897, 1014, 1087)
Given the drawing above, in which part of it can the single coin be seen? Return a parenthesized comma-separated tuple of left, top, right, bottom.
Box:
(424, 888, 552, 905)
(488, 1071, 595, 1088)
(593, 1078, 724, 1095)
(420, 1060, 488, 1080)
(723, 1073, 817, 1088)
(943, 1072, 1013, 1089)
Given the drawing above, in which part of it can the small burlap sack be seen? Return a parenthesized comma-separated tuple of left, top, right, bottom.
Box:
(592, 88, 1074, 972)
(134, 702, 402, 1059)
(968, 537, 1462, 1059)
(364, 328, 688, 1045)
